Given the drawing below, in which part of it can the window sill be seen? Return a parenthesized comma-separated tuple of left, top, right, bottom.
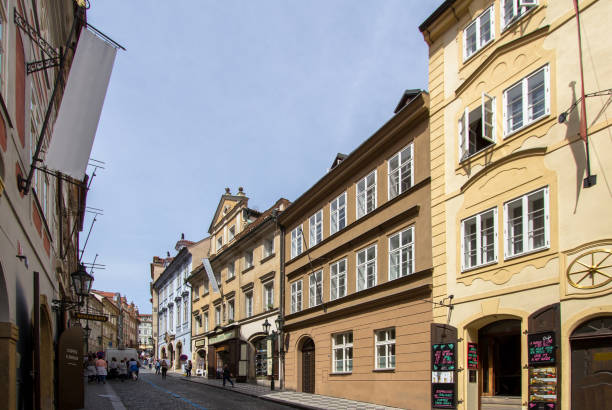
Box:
(459, 143, 495, 165)
(260, 253, 275, 264)
(329, 372, 352, 376)
(242, 266, 255, 274)
(461, 260, 498, 274)
(504, 245, 549, 262)
(503, 113, 550, 140)
(501, 7, 538, 34)
(463, 38, 494, 65)
(373, 368, 395, 373)
(226, 276, 236, 283)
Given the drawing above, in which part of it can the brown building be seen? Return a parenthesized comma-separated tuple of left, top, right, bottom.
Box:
(189, 188, 289, 384)
(278, 91, 432, 408)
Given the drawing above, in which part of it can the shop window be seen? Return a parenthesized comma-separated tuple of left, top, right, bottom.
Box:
(459, 92, 495, 160)
(388, 143, 413, 200)
(357, 244, 377, 291)
(375, 328, 396, 370)
(462, 208, 498, 271)
(309, 270, 322, 307)
(255, 338, 268, 377)
(389, 226, 415, 280)
(464, 6, 494, 60)
(330, 192, 346, 235)
(330, 259, 347, 300)
(332, 332, 353, 373)
(504, 187, 549, 258)
(309, 210, 323, 247)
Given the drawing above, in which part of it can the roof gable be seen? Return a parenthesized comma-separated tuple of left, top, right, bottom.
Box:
(208, 194, 248, 234)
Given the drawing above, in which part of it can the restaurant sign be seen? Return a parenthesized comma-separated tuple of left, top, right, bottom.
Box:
(208, 329, 236, 345)
(74, 312, 108, 322)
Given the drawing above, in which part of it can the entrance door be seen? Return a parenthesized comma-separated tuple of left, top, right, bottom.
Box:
(571, 317, 612, 410)
(301, 338, 315, 394)
(479, 320, 522, 410)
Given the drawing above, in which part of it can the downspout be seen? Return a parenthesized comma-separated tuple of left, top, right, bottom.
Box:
(277, 217, 286, 390)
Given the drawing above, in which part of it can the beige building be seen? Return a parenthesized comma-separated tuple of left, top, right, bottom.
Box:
(80, 292, 106, 354)
(189, 188, 289, 385)
(420, 0, 612, 409)
(100, 295, 119, 349)
(138, 314, 153, 353)
(278, 92, 432, 408)
(150, 255, 171, 359)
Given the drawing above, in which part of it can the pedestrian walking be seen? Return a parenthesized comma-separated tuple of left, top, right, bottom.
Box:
(118, 359, 127, 382)
(222, 364, 234, 387)
(95, 356, 107, 384)
(185, 360, 192, 377)
(161, 359, 168, 379)
(129, 358, 139, 380)
(155, 359, 161, 375)
(109, 357, 118, 380)
(85, 355, 97, 383)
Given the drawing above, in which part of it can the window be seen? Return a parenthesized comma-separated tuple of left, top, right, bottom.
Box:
(215, 305, 221, 326)
(204, 312, 209, 332)
(245, 292, 253, 318)
(389, 227, 415, 280)
(330, 259, 347, 300)
(504, 187, 549, 258)
(504, 65, 549, 136)
(464, 6, 494, 60)
(459, 92, 495, 160)
(228, 261, 235, 280)
(264, 281, 274, 310)
(332, 332, 353, 373)
(330, 192, 346, 235)
(462, 208, 498, 271)
(291, 226, 303, 258)
(255, 338, 268, 377)
(357, 245, 377, 291)
(183, 299, 189, 323)
(228, 299, 235, 322)
(176, 304, 181, 329)
(388, 144, 414, 199)
(217, 235, 223, 251)
(169, 307, 174, 329)
(356, 171, 377, 218)
(309, 210, 323, 247)
(245, 250, 253, 269)
(503, 0, 537, 28)
(309, 270, 323, 307)
(228, 225, 235, 241)
(263, 237, 274, 258)
(290, 280, 302, 313)
(375, 329, 396, 370)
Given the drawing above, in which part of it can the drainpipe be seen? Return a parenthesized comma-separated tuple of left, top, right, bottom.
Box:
(277, 216, 286, 390)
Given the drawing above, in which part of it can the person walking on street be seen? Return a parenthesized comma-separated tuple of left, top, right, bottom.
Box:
(95, 356, 107, 384)
(222, 364, 234, 387)
(161, 359, 168, 379)
(85, 355, 97, 383)
(109, 357, 118, 380)
(155, 359, 161, 375)
(129, 358, 139, 380)
(185, 360, 192, 377)
(118, 359, 127, 382)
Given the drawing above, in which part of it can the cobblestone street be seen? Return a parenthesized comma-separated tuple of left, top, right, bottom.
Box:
(83, 369, 295, 410)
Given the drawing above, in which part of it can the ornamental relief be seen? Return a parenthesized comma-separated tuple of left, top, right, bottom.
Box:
(563, 240, 612, 297)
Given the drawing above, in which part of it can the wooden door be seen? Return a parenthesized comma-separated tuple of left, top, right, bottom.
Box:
(302, 339, 315, 394)
(571, 337, 612, 409)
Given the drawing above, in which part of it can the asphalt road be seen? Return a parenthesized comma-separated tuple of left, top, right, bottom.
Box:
(84, 371, 294, 410)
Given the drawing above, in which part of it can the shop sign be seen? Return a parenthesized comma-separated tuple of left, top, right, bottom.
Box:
(432, 343, 456, 371)
(194, 340, 206, 347)
(432, 383, 455, 409)
(74, 312, 108, 322)
(529, 367, 557, 409)
(467, 343, 478, 370)
(208, 329, 236, 345)
(528, 332, 555, 365)
(58, 327, 84, 409)
(267, 338, 273, 375)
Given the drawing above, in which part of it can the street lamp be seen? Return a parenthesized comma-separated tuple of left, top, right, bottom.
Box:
(262, 316, 282, 391)
(52, 264, 94, 311)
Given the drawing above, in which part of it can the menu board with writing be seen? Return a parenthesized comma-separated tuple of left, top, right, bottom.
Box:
(467, 343, 478, 370)
(529, 367, 557, 409)
(432, 343, 456, 371)
(528, 332, 556, 365)
(432, 383, 455, 409)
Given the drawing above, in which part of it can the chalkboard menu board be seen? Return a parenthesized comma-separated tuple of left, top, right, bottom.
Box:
(528, 332, 555, 365)
(467, 343, 478, 370)
(432, 383, 455, 409)
(432, 343, 456, 371)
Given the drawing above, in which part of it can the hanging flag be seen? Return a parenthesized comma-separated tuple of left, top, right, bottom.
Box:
(202, 258, 220, 293)
(45, 28, 117, 179)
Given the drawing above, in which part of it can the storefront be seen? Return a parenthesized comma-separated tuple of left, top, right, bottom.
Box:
(192, 337, 207, 376)
(207, 327, 241, 380)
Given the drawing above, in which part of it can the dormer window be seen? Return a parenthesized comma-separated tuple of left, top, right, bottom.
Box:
(463, 5, 494, 60)
(503, 0, 537, 28)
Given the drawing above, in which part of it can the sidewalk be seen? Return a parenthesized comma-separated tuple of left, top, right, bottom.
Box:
(81, 377, 126, 410)
(166, 372, 404, 410)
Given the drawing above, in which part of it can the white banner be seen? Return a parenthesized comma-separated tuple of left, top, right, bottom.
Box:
(202, 258, 220, 293)
(45, 28, 117, 179)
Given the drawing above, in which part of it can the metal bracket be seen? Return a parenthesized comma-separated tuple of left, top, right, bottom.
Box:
(14, 8, 59, 59)
(27, 57, 60, 75)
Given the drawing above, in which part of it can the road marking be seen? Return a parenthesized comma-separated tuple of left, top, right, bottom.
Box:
(142, 377, 208, 410)
(102, 383, 127, 410)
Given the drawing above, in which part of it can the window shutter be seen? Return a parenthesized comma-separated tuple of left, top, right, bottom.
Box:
(493, 207, 499, 262)
(482, 92, 496, 143)
(502, 90, 508, 137)
(458, 109, 467, 160)
(503, 203, 509, 259)
(460, 220, 466, 271)
(410, 143, 414, 187)
(545, 65, 551, 115)
(544, 186, 550, 247)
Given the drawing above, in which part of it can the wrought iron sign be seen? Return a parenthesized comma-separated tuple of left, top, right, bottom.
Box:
(567, 249, 612, 289)
(14, 8, 59, 59)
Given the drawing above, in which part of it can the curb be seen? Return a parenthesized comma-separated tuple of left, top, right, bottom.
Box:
(259, 395, 322, 410)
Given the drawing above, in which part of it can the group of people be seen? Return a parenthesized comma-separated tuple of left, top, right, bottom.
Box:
(84, 353, 141, 383)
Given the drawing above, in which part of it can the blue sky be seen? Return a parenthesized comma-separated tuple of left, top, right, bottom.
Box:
(83, 1, 443, 313)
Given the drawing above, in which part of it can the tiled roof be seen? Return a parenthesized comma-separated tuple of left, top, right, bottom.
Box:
(226, 198, 290, 246)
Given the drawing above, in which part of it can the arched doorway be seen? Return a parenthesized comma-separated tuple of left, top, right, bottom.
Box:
(571, 316, 612, 410)
(478, 319, 522, 409)
(301, 338, 315, 394)
(176, 341, 183, 370)
(196, 349, 206, 376)
(161, 347, 167, 359)
(40, 304, 54, 409)
(168, 343, 174, 369)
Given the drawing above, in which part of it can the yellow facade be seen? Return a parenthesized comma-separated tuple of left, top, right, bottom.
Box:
(420, 0, 612, 408)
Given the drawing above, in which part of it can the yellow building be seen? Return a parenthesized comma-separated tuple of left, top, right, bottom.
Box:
(419, 1, 612, 409)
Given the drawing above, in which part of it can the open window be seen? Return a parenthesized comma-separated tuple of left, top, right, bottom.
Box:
(459, 92, 496, 160)
(503, 0, 538, 28)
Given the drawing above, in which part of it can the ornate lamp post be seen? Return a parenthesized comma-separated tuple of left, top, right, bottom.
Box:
(52, 264, 94, 311)
(262, 316, 283, 391)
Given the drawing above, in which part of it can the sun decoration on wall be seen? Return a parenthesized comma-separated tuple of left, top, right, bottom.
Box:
(567, 249, 612, 289)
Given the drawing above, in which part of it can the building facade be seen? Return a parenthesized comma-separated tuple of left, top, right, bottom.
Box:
(420, 1, 612, 409)
(154, 235, 210, 370)
(138, 314, 153, 353)
(278, 92, 432, 408)
(190, 188, 288, 384)
(150, 255, 171, 360)
(99, 295, 119, 349)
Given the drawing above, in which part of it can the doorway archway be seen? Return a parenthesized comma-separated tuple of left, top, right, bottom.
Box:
(570, 316, 612, 410)
(168, 343, 174, 369)
(176, 341, 183, 370)
(300, 337, 315, 394)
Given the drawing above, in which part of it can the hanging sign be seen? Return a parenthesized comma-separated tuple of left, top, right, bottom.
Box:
(528, 332, 555, 365)
(74, 312, 108, 322)
(432, 383, 455, 409)
(467, 342, 478, 370)
(432, 343, 456, 371)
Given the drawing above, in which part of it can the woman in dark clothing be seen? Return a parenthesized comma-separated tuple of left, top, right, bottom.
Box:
(222, 364, 234, 387)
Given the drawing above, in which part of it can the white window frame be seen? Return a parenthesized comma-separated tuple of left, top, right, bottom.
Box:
(388, 143, 414, 200)
(309, 270, 323, 307)
(356, 170, 377, 219)
(330, 192, 347, 235)
(463, 5, 495, 61)
(332, 332, 353, 373)
(375, 328, 396, 370)
(291, 280, 302, 314)
(503, 0, 538, 29)
(291, 225, 303, 258)
(503, 65, 550, 137)
(245, 250, 254, 269)
(228, 299, 235, 322)
(309, 210, 323, 247)
(388, 226, 415, 280)
(356, 244, 377, 291)
(204, 312, 209, 332)
(245, 291, 253, 318)
(216, 235, 223, 252)
(459, 92, 496, 161)
(228, 225, 235, 241)
(263, 280, 274, 310)
(263, 237, 274, 258)
(330, 259, 347, 301)
(461, 207, 498, 271)
(214, 305, 221, 326)
(227, 261, 235, 280)
(503, 186, 550, 259)
(183, 298, 189, 324)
